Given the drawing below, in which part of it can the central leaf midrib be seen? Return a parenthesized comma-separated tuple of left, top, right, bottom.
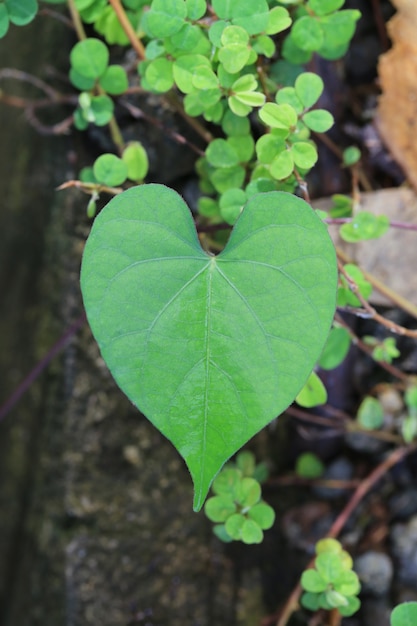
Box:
(198, 257, 216, 504)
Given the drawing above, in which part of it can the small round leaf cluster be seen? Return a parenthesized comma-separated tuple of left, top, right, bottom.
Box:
(204, 451, 275, 545)
(301, 538, 361, 617)
(70, 38, 128, 129)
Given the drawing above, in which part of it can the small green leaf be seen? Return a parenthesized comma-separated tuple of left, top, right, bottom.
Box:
(402, 415, 417, 443)
(325, 589, 348, 608)
(338, 595, 360, 617)
(210, 164, 245, 192)
(334, 570, 361, 596)
(256, 134, 286, 165)
(70, 38, 109, 79)
(206, 139, 239, 168)
(93, 153, 128, 186)
(303, 109, 334, 132)
(340, 212, 389, 243)
(248, 502, 275, 529)
(145, 58, 174, 93)
(235, 477, 261, 507)
(291, 142, 318, 169)
(296, 452, 324, 478)
(225, 513, 246, 539)
(212, 468, 241, 497)
(291, 15, 323, 51)
(5, 0, 37, 26)
(241, 519, 264, 544)
(265, 6, 292, 35)
(69, 68, 95, 91)
(219, 188, 247, 225)
(213, 524, 233, 542)
(296, 371, 327, 408)
(391, 602, 417, 626)
(81, 186, 337, 510)
(318, 326, 351, 370)
(343, 146, 361, 166)
(308, 0, 344, 16)
(316, 552, 345, 583)
(236, 451, 255, 476)
(259, 102, 297, 130)
(173, 54, 211, 93)
(99, 64, 128, 95)
(0, 5, 10, 37)
(295, 72, 324, 108)
(337, 263, 372, 307)
(90, 94, 114, 126)
(276, 87, 303, 114)
(301, 592, 320, 611)
(185, 0, 206, 20)
(270, 150, 294, 180)
(301, 569, 327, 593)
(221, 110, 250, 136)
(122, 142, 149, 182)
(316, 538, 342, 555)
(204, 496, 236, 522)
(320, 10, 361, 49)
(143, 0, 186, 38)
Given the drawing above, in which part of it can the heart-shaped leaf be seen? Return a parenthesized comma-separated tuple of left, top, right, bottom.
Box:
(80, 184, 337, 510)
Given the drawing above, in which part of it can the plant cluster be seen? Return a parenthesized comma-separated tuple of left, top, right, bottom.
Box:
(4, 0, 417, 624)
(204, 451, 274, 544)
(300, 538, 361, 617)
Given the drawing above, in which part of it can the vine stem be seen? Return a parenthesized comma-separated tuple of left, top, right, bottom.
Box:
(327, 217, 417, 232)
(333, 312, 409, 382)
(67, 0, 87, 40)
(270, 443, 417, 626)
(107, 0, 145, 59)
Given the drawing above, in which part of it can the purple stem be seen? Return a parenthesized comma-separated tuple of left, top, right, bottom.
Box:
(325, 217, 417, 231)
(0, 312, 86, 424)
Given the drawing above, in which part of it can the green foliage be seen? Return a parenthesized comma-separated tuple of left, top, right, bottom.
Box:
(357, 396, 384, 430)
(319, 325, 351, 370)
(296, 371, 327, 408)
(340, 212, 389, 243)
(301, 538, 361, 617)
(296, 452, 324, 479)
(204, 451, 275, 544)
(402, 386, 417, 443)
(363, 336, 400, 364)
(93, 153, 128, 186)
(0, 0, 38, 37)
(391, 602, 417, 626)
(81, 184, 338, 510)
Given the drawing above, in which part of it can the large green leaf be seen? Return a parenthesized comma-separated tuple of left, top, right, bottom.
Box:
(80, 184, 337, 510)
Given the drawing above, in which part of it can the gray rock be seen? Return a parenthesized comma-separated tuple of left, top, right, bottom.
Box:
(388, 488, 417, 520)
(354, 551, 393, 596)
(390, 516, 417, 588)
(313, 457, 354, 499)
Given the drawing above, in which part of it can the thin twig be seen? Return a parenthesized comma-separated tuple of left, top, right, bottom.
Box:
(334, 313, 409, 381)
(107, 0, 145, 59)
(326, 217, 417, 231)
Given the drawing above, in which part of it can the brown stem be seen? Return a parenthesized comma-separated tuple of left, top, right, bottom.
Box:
(327, 217, 417, 232)
(334, 313, 409, 382)
(107, 0, 145, 59)
(67, 0, 87, 40)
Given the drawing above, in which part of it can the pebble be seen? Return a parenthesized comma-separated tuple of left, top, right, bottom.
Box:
(354, 551, 393, 596)
(313, 457, 354, 500)
(390, 515, 417, 588)
(388, 488, 417, 521)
